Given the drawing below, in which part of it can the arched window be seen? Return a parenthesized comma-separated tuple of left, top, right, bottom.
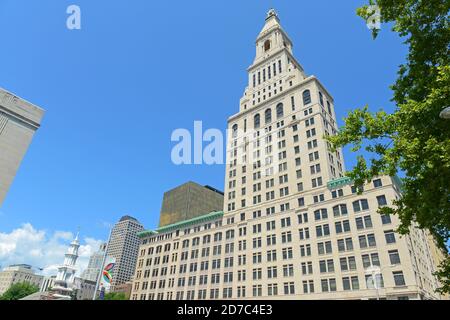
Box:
(254, 114, 260, 129)
(327, 101, 332, 115)
(232, 124, 238, 138)
(265, 108, 272, 124)
(319, 91, 324, 106)
(353, 199, 369, 213)
(333, 204, 348, 217)
(264, 40, 271, 51)
(276, 103, 284, 119)
(303, 90, 311, 105)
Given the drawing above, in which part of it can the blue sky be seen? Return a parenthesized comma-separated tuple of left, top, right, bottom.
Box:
(0, 0, 406, 265)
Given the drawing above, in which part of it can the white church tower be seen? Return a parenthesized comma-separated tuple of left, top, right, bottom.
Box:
(52, 232, 80, 299)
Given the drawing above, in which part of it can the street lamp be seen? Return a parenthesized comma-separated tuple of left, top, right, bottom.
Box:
(365, 265, 395, 300)
(439, 107, 450, 119)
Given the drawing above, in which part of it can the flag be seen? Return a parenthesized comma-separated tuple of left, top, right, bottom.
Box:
(99, 256, 116, 292)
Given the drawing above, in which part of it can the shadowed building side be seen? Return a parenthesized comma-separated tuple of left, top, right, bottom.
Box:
(159, 181, 224, 227)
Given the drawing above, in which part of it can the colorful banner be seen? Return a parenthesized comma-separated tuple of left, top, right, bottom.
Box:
(99, 256, 116, 292)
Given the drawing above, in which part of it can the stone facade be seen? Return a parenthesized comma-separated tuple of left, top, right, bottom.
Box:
(0, 264, 43, 295)
(0, 88, 44, 205)
(130, 10, 446, 301)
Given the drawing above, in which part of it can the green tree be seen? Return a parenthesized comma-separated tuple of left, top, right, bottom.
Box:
(327, 0, 449, 293)
(102, 292, 127, 300)
(0, 282, 39, 300)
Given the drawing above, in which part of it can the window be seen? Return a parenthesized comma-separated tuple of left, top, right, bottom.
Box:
(318, 241, 332, 255)
(314, 208, 328, 221)
(343, 276, 359, 291)
(353, 199, 369, 212)
(377, 195, 387, 206)
(393, 271, 406, 286)
(276, 103, 284, 119)
(335, 220, 351, 234)
(381, 214, 392, 225)
(319, 92, 324, 106)
(384, 230, 396, 244)
(267, 266, 277, 279)
(281, 217, 291, 228)
(389, 250, 401, 265)
(303, 280, 314, 294)
(333, 204, 348, 217)
(303, 90, 311, 105)
(298, 212, 308, 224)
(282, 247, 293, 260)
(331, 189, 344, 198)
(281, 231, 292, 243)
(319, 259, 335, 273)
(355, 216, 373, 230)
(300, 244, 311, 257)
(321, 278, 337, 292)
(264, 40, 271, 51)
(265, 108, 272, 124)
(340, 256, 357, 271)
(254, 114, 260, 129)
(283, 282, 295, 295)
(373, 179, 382, 188)
(267, 284, 278, 296)
(366, 274, 384, 289)
(362, 253, 380, 268)
(327, 101, 332, 115)
(232, 124, 238, 138)
(316, 224, 330, 237)
(299, 228, 310, 240)
(359, 234, 376, 248)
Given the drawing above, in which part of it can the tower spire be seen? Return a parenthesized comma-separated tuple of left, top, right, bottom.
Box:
(51, 232, 80, 299)
(266, 8, 278, 20)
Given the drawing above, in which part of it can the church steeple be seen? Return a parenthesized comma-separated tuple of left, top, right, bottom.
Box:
(52, 232, 80, 299)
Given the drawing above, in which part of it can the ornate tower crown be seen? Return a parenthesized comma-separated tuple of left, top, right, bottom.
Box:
(266, 8, 278, 20)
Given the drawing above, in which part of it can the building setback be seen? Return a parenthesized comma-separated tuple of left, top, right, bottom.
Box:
(107, 216, 144, 290)
(0, 88, 44, 206)
(159, 181, 224, 227)
(130, 9, 446, 300)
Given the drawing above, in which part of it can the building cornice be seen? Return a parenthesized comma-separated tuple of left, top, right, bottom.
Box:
(0, 88, 44, 130)
(138, 211, 224, 238)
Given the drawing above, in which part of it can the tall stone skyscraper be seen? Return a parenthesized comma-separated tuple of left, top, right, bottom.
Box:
(107, 216, 144, 290)
(0, 88, 44, 206)
(130, 9, 446, 300)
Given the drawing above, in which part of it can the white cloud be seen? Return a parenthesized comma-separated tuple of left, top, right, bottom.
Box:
(0, 223, 103, 277)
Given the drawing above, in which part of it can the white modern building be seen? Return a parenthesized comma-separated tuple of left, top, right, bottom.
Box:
(130, 9, 446, 300)
(0, 88, 44, 206)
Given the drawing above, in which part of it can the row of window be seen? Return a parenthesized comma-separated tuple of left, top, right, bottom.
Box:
(132, 270, 407, 300)
(143, 196, 391, 258)
(137, 231, 398, 279)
